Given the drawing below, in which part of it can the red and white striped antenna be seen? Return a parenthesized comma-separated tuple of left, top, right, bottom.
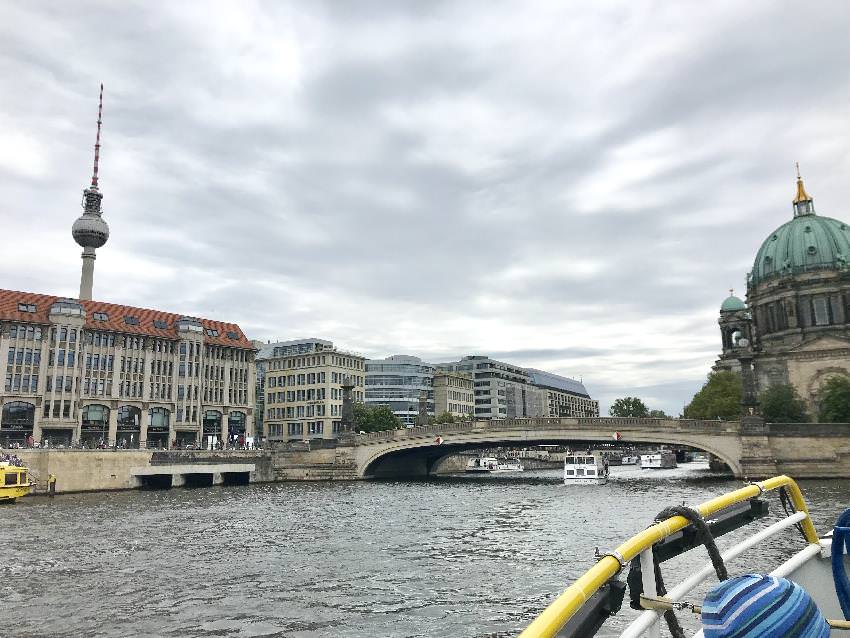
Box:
(91, 83, 103, 188)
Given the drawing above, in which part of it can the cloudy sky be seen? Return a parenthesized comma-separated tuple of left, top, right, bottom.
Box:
(1, 1, 848, 415)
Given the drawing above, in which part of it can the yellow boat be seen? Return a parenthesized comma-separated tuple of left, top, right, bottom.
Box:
(0, 461, 34, 502)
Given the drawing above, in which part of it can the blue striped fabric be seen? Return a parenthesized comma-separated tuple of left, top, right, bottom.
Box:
(701, 574, 830, 637)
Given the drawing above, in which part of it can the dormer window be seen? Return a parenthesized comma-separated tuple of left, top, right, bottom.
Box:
(124, 316, 140, 326)
(93, 312, 108, 321)
(18, 303, 36, 313)
(206, 328, 219, 337)
(226, 331, 239, 340)
(153, 319, 168, 330)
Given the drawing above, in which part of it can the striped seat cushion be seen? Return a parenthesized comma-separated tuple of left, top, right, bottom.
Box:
(701, 574, 830, 637)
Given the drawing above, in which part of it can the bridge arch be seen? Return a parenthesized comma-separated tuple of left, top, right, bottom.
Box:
(355, 418, 743, 478)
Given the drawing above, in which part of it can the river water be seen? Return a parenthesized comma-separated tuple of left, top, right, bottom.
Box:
(4, 463, 848, 638)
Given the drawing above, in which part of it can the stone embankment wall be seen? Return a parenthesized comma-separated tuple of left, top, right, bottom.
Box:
(16, 449, 275, 494)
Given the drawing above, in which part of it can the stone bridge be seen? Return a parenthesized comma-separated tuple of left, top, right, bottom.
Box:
(311, 416, 850, 480)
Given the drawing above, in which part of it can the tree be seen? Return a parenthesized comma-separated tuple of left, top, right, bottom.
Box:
(371, 405, 404, 431)
(434, 412, 455, 424)
(760, 384, 809, 423)
(609, 397, 649, 418)
(683, 371, 742, 420)
(353, 403, 404, 433)
(353, 402, 373, 432)
(649, 409, 669, 419)
(819, 376, 850, 423)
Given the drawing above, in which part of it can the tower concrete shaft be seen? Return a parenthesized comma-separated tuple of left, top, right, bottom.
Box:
(79, 247, 96, 301)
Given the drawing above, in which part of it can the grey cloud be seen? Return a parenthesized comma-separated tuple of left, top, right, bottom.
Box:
(1, 1, 849, 416)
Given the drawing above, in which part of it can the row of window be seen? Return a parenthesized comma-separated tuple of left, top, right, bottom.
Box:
(46, 376, 74, 392)
(7, 348, 41, 366)
(4, 374, 38, 393)
(266, 420, 344, 437)
(267, 388, 329, 403)
(266, 402, 330, 419)
(8, 325, 43, 340)
(268, 372, 363, 387)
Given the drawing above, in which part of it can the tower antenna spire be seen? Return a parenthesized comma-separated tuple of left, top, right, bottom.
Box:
(91, 83, 103, 188)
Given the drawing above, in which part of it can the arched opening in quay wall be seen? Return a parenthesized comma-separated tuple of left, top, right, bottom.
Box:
(139, 474, 174, 489)
(221, 471, 251, 485)
(183, 473, 215, 488)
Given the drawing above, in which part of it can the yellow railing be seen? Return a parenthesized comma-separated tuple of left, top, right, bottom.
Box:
(518, 476, 819, 638)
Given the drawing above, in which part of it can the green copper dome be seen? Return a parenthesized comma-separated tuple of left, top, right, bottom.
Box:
(720, 295, 746, 312)
(752, 215, 850, 284)
(751, 175, 850, 284)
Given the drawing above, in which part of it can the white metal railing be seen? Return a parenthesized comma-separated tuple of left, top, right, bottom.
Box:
(620, 510, 811, 638)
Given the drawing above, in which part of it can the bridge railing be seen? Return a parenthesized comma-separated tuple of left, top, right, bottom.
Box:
(354, 417, 740, 444)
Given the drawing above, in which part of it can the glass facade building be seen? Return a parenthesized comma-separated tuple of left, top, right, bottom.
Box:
(365, 355, 434, 426)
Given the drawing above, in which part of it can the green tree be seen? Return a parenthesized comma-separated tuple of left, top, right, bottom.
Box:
(609, 397, 649, 418)
(371, 405, 404, 431)
(648, 409, 669, 419)
(352, 403, 404, 433)
(353, 402, 374, 432)
(434, 411, 455, 424)
(683, 371, 742, 420)
(760, 384, 809, 423)
(819, 376, 850, 423)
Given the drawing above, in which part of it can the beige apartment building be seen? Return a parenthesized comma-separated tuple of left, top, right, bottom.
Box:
(0, 290, 256, 448)
(433, 371, 474, 419)
(262, 338, 365, 442)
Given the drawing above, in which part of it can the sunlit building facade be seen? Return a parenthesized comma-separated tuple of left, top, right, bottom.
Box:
(262, 338, 365, 442)
(0, 290, 256, 448)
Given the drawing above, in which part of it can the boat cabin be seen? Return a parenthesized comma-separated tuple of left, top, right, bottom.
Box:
(563, 455, 607, 479)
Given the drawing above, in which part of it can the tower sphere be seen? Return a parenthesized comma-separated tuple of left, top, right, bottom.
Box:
(72, 210, 110, 248)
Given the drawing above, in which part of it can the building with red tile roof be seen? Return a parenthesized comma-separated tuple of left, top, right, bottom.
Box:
(0, 289, 256, 448)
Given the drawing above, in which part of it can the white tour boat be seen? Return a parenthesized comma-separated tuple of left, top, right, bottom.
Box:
(563, 453, 609, 485)
(640, 451, 677, 469)
(465, 457, 524, 473)
(518, 475, 850, 638)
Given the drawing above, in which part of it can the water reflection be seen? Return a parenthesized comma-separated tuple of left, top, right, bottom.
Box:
(4, 465, 848, 637)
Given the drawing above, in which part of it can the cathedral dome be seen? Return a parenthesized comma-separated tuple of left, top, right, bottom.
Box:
(750, 172, 850, 285)
(751, 214, 850, 285)
(720, 294, 746, 312)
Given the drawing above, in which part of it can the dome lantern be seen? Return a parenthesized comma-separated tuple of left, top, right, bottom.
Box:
(793, 162, 815, 218)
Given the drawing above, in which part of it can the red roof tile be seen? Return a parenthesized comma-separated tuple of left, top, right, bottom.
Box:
(0, 289, 254, 350)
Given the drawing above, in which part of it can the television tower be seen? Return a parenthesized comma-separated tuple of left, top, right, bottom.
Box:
(71, 84, 110, 301)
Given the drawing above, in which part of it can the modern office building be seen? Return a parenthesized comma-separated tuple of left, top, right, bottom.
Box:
(432, 371, 474, 419)
(526, 369, 599, 417)
(436, 356, 536, 419)
(436, 355, 598, 419)
(0, 291, 256, 447)
(365, 355, 435, 426)
(262, 338, 365, 442)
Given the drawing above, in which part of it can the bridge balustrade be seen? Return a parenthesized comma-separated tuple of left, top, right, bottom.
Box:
(354, 417, 738, 445)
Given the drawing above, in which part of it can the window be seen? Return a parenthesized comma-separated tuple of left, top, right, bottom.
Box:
(153, 319, 167, 329)
(226, 331, 239, 340)
(93, 312, 108, 321)
(17, 303, 36, 313)
(206, 328, 219, 337)
(124, 316, 140, 326)
(813, 297, 830, 326)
